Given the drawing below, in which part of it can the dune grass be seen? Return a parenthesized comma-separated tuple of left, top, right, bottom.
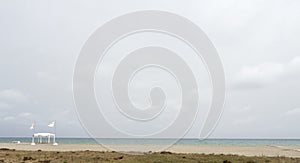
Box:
(0, 148, 299, 163)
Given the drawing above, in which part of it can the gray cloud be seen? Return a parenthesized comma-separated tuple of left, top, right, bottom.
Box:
(285, 108, 300, 116)
(0, 89, 30, 104)
(232, 57, 300, 90)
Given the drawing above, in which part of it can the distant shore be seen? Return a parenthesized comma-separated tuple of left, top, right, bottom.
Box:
(0, 143, 299, 158)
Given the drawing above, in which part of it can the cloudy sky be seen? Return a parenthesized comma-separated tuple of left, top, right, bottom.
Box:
(0, 0, 300, 139)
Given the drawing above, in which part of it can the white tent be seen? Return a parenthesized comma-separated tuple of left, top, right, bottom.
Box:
(31, 133, 58, 145)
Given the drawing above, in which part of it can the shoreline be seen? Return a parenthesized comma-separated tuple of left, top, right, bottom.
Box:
(1, 143, 300, 158)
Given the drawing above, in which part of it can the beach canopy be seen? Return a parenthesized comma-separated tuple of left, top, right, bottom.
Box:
(31, 132, 57, 146)
(33, 133, 55, 137)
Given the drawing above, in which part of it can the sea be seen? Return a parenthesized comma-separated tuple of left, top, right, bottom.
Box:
(0, 138, 299, 146)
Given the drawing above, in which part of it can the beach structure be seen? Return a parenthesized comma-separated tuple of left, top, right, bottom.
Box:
(30, 121, 58, 145)
(31, 133, 58, 145)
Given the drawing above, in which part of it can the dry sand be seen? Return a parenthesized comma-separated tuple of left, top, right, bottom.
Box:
(1, 143, 300, 158)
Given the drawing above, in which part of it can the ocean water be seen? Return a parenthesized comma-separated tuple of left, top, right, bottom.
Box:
(0, 138, 299, 146)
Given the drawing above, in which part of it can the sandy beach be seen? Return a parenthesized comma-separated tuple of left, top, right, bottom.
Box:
(1, 143, 300, 158)
(1, 143, 300, 162)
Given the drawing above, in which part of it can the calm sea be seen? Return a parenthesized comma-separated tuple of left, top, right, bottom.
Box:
(0, 138, 299, 146)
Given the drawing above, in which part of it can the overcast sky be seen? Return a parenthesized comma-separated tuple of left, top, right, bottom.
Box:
(0, 0, 300, 139)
